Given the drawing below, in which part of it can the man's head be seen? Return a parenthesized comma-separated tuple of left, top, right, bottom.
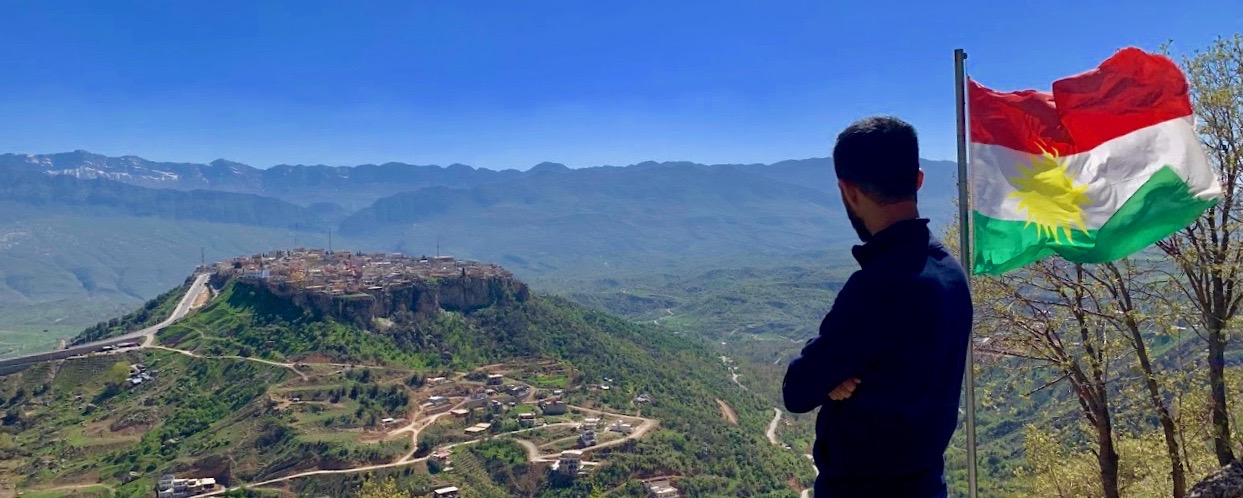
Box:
(832, 116, 924, 241)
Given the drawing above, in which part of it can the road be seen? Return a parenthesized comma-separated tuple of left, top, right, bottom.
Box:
(150, 345, 308, 381)
(766, 408, 781, 444)
(203, 402, 657, 495)
(0, 273, 211, 375)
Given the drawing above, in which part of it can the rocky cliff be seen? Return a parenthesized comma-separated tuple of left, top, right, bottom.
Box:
(210, 272, 531, 329)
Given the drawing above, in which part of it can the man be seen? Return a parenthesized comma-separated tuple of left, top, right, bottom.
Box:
(783, 116, 972, 497)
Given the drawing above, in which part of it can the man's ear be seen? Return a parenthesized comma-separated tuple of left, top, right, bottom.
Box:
(915, 169, 925, 191)
(838, 179, 856, 206)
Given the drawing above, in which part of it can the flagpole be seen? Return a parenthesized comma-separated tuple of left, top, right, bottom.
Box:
(954, 47, 979, 498)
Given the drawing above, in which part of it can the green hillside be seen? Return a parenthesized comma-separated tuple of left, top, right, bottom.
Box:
(1, 274, 813, 497)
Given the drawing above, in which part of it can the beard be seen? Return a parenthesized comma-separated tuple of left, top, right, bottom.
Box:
(845, 203, 871, 242)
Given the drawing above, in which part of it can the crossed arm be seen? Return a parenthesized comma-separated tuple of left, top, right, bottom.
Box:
(782, 279, 882, 413)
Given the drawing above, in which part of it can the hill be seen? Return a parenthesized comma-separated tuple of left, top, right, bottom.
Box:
(0, 261, 813, 497)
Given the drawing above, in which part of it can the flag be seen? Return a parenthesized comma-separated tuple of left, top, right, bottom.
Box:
(969, 48, 1221, 275)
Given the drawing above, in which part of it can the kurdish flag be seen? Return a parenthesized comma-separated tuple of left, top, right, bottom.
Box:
(970, 48, 1221, 275)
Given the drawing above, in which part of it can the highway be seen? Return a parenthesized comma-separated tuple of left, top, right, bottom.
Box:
(0, 273, 211, 375)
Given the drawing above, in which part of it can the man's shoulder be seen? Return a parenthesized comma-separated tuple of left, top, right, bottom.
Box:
(855, 244, 967, 292)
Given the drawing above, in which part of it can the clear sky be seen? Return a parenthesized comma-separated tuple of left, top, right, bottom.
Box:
(0, 1, 1237, 170)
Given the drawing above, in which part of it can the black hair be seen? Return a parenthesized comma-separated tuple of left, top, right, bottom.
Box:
(832, 116, 920, 204)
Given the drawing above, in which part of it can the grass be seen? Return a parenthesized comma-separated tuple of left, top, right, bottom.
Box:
(19, 484, 114, 497)
(0, 325, 83, 359)
(528, 373, 569, 389)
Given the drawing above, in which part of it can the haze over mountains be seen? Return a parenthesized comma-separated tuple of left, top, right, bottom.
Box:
(0, 150, 958, 354)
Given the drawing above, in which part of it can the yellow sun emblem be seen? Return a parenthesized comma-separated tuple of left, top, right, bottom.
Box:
(1006, 148, 1090, 242)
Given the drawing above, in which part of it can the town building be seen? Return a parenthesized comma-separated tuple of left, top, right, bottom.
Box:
(486, 373, 504, 385)
(609, 420, 633, 434)
(213, 249, 511, 299)
(432, 486, 460, 498)
(579, 429, 597, 447)
(555, 450, 583, 476)
(156, 474, 220, 498)
(646, 479, 681, 498)
(541, 400, 567, 416)
(519, 412, 536, 427)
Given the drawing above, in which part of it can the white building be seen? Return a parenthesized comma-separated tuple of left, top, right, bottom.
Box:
(646, 480, 680, 498)
(556, 450, 583, 476)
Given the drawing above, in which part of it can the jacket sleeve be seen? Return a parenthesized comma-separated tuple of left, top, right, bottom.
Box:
(782, 276, 883, 413)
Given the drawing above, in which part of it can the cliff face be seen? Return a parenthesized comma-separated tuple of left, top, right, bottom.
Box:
(218, 273, 530, 329)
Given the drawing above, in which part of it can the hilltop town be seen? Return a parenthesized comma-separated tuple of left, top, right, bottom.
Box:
(208, 249, 512, 297)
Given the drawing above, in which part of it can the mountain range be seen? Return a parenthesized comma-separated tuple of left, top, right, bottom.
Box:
(0, 150, 958, 355)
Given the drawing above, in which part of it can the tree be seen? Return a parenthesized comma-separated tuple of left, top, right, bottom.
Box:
(357, 476, 411, 498)
(1157, 33, 1243, 466)
(1092, 261, 1189, 497)
(109, 361, 131, 385)
(975, 260, 1123, 498)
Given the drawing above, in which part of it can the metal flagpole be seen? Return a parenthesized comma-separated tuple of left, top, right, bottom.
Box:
(954, 47, 978, 498)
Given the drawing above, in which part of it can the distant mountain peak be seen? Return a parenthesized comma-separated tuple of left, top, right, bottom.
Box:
(529, 162, 570, 173)
(210, 158, 247, 167)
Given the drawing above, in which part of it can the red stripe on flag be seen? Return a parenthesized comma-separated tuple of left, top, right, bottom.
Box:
(970, 48, 1193, 156)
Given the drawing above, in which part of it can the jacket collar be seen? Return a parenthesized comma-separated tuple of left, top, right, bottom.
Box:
(851, 218, 931, 267)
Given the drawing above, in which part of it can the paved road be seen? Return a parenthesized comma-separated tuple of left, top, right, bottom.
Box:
(0, 273, 211, 375)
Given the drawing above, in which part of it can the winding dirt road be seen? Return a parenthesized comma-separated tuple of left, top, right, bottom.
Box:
(766, 407, 781, 444)
(149, 345, 310, 381)
(202, 398, 656, 495)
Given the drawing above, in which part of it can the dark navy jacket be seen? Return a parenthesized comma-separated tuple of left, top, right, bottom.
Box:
(783, 218, 972, 498)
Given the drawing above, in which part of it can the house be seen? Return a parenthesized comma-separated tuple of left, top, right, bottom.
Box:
(609, 421, 633, 434)
(486, 373, 504, 385)
(433, 486, 460, 498)
(579, 429, 597, 447)
(542, 400, 568, 416)
(464, 422, 491, 434)
(428, 395, 448, 405)
(555, 450, 583, 476)
(646, 480, 681, 498)
(428, 376, 448, 385)
(519, 412, 536, 427)
(156, 473, 220, 498)
(581, 417, 600, 429)
(449, 408, 470, 418)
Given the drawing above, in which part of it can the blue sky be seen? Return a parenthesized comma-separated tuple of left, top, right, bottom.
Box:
(0, 1, 1236, 170)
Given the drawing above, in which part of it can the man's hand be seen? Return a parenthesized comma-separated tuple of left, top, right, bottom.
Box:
(828, 377, 861, 401)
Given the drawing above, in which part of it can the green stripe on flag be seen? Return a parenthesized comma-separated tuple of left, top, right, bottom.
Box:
(973, 166, 1218, 275)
